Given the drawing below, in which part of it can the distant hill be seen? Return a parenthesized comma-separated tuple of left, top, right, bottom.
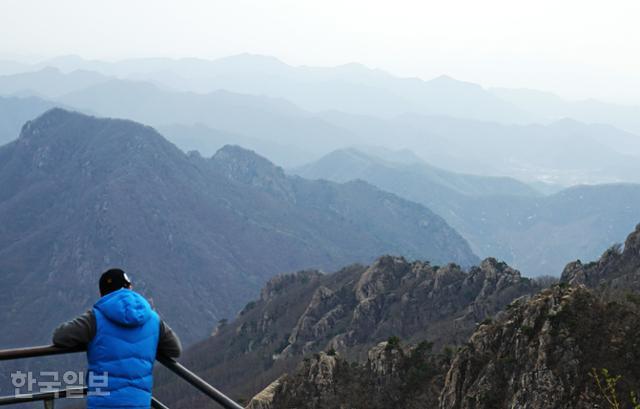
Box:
(491, 86, 640, 137)
(31, 54, 640, 137)
(319, 111, 640, 185)
(156, 256, 536, 407)
(295, 148, 640, 276)
(0, 109, 476, 348)
(157, 123, 313, 168)
(34, 54, 531, 123)
(56, 79, 360, 160)
(0, 95, 60, 145)
(4, 58, 640, 185)
(0, 66, 109, 98)
(294, 147, 540, 197)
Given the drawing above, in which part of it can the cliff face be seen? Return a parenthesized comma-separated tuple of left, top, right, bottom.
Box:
(241, 225, 640, 409)
(247, 340, 448, 409)
(438, 224, 640, 409)
(157, 256, 536, 406)
(247, 285, 640, 409)
(282, 256, 535, 358)
(439, 285, 640, 409)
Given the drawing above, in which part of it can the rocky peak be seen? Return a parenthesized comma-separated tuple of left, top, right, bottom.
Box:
(245, 378, 281, 409)
(561, 223, 640, 291)
(272, 255, 536, 361)
(247, 340, 448, 409)
(623, 223, 640, 257)
(465, 257, 527, 298)
(260, 270, 322, 302)
(439, 284, 640, 409)
(366, 341, 407, 377)
(354, 255, 413, 301)
(432, 263, 466, 290)
(15, 108, 178, 172)
(212, 145, 289, 189)
(302, 352, 339, 387)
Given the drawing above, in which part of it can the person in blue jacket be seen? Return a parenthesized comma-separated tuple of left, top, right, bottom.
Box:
(52, 268, 182, 409)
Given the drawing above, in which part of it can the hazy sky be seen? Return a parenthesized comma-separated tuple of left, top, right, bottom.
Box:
(2, 0, 640, 103)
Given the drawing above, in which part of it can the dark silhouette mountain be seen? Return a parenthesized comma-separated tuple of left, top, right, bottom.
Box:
(296, 148, 640, 276)
(155, 256, 536, 407)
(0, 108, 476, 348)
(0, 95, 60, 145)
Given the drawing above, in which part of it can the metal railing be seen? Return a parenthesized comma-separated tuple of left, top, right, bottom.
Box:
(0, 345, 244, 409)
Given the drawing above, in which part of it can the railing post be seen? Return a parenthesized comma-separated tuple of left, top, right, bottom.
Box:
(43, 399, 54, 409)
(157, 356, 244, 409)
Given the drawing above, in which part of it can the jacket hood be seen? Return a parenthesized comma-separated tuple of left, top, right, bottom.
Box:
(94, 288, 152, 327)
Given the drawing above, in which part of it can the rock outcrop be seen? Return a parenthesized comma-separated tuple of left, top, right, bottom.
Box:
(157, 256, 537, 406)
(439, 285, 640, 409)
(281, 256, 536, 359)
(245, 378, 282, 409)
(252, 340, 448, 409)
(239, 224, 640, 409)
(561, 223, 640, 291)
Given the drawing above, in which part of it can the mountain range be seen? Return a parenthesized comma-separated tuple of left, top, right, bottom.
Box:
(2, 61, 640, 184)
(295, 148, 640, 276)
(439, 224, 640, 409)
(154, 255, 538, 407)
(317, 111, 640, 184)
(229, 224, 640, 409)
(14, 54, 640, 136)
(0, 108, 476, 349)
(1, 53, 639, 409)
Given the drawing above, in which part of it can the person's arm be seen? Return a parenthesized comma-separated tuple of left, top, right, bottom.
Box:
(52, 310, 96, 348)
(157, 320, 182, 358)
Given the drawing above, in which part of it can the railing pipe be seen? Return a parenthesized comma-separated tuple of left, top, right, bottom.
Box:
(0, 386, 169, 408)
(0, 345, 244, 409)
(157, 355, 243, 409)
(0, 345, 83, 361)
(0, 387, 85, 406)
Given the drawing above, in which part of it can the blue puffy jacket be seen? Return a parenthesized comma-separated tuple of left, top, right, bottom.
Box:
(86, 288, 160, 409)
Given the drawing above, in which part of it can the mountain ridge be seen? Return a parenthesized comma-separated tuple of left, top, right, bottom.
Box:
(239, 224, 640, 409)
(155, 255, 536, 406)
(296, 147, 640, 276)
(0, 108, 477, 348)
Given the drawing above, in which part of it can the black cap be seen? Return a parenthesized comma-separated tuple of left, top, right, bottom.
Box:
(99, 268, 132, 296)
